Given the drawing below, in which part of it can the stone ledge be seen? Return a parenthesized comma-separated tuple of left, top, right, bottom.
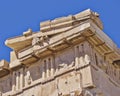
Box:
(5, 64, 93, 96)
(0, 60, 10, 77)
(5, 9, 103, 52)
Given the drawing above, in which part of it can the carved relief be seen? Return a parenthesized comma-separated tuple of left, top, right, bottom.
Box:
(41, 57, 56, 79)
(56, 48, 75, 71)
(84, 54, 91, 65)
(32, 35, 49, 46)
(1, 9, 120, 96)
(75, 43, 91, 68)
(57, 72, 82, 96)
(32, 36, 41, 46)
(30, 66, 41, 81)
(82, 89, 104, 96)
(26, 71, 31, 85)
(84, 90, 93, 96)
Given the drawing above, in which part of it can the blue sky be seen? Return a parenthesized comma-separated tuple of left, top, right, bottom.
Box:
(0, 0, 120, 61)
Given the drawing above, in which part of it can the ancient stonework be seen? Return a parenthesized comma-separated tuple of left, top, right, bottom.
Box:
(0, 9, 120, 96)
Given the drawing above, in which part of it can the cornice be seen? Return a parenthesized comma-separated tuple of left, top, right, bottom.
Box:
(0, 9, 119, 75)
(5, 9, 103, 51)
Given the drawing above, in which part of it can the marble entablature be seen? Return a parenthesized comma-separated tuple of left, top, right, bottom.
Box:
(0, 9, 120, 96)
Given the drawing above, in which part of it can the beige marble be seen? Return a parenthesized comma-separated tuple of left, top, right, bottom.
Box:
(0, 9, 120, 96)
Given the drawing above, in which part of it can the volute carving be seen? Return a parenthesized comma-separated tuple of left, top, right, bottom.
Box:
(32, 36, 40, 46)
(32, 35, 49, 46)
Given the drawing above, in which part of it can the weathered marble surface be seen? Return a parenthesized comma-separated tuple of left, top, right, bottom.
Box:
(0, 9, 120, 96)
